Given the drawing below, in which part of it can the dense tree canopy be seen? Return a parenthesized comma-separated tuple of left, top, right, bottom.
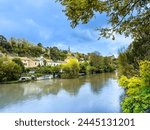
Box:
(0, 35, 12, 52)
(57, 0, 150, 38)
(12, 58, 25, 72)
(118, 32, 150, 77)
(0, 57, 22, 82)
(61, 58, 80, 78)
(49, 47, 67, 61)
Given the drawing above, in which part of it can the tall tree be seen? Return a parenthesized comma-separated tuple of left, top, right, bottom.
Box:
(56, 0, 150, 39)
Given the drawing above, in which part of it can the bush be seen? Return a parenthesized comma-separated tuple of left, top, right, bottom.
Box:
(140, 61, 150, 87)
(119, 76, 141, 89)
(121, 94, 150, 113)
(126, 88, 140, 96)
(119, 75, 129, 88)
(61, 58, 80, 78)
(120, 61, 150, 113)
(128, 77, 141, 88)
(0, 58, 21, 82)
(12, 58, 25, 72)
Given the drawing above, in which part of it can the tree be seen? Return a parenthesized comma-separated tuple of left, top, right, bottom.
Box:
(37, 43, 43, 47)
(118, 32, 150, 77)
(61, 58, 80, 78)
(79, 62, 89, 74)
(57, 0, 150, 39)
(140, 61, 150, 87)
(51, 66, 61, 78)
(89, 52, 104, 73)
(12, 58, 25, 72)
(119, 61, 150, 113)
(49, 47, 67, 61)
(0, 35, 12, 52)
(0, 58, 21, 82)
(0, 35, 7, 46)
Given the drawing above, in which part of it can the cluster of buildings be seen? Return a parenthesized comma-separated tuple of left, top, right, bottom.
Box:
(19, 56, 66, 68)
(0, 48, 81, 68)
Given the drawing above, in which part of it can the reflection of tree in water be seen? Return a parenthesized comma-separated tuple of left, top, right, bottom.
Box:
(59, 78, 85, 96)
(85, 73, 116, 94)
(40, 78, 85, 96)
(0, 84, 24, 108)
(0, 73, 116, 109)
(0, 79, 84, 108)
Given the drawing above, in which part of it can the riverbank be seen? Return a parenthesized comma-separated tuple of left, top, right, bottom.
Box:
(0, 71, 115, 84)
(0, 80, 32, 84)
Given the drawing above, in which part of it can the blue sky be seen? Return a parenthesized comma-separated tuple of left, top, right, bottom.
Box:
(0, 0, 132, 56)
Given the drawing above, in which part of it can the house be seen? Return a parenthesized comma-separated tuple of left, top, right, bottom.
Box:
(19, 56, 68, 68)
(46, 60, 65, 66)
(20, 57, 39, 68)
(36, 56, 45, 66)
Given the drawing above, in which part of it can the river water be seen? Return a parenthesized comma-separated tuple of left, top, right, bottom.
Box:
(0, 73, 124, 113)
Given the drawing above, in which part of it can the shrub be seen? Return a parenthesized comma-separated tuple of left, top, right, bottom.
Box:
(61, 58, 80, 78)
(119, 75, 129, 88)
(121, 94, 150, 113)
(0, 58, 21, 82)
(140, 61, 150, 87)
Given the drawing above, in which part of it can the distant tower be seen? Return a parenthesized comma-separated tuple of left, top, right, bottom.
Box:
(68, 46, 71, 54)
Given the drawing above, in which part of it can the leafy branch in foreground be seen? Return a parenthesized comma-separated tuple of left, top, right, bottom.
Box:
(56, 0, 150, 39)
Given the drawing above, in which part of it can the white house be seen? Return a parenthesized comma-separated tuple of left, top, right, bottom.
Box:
(36, 56, 45, 66)
(46, 61, 65, 66)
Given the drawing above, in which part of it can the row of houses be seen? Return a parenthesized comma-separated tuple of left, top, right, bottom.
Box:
(20, 56, 66, 68)
(0, 50, 80, 68)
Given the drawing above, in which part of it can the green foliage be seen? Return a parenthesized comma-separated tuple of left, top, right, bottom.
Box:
(121, 94, 150, 113)
(118, 32, 150, 78)
(0, 35, 12, 52)
(119, 75, 129, 89)
(79, 62, 89, 74)
(0, 58, 21, 82)
(119, 61, 150, 112)
(140, 61, 150, 87)
(51, 66, 61, 77)
(61, 58, 80, 78)
(12, 58, 25, 72)
(89, 52, 104, 73)
(88, 52, 116, 73)
(128, 77, 141, 88)
(37, 43, 43, 47)
(126, 88, 140, 96)
(49, 47, 67, 61)
(118, 50, 136, 77)
(57, 0, 150, 39)
(36, 66, 51, 74)
(86, 65, 97, 74)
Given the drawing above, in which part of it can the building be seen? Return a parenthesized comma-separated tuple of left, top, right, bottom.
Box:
(46, 60, 65, 66)
(36, 56, 45, 66)
(20, 57, 38, 68)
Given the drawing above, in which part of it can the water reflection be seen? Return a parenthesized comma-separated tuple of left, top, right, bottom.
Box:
(0, 73, 124, 112)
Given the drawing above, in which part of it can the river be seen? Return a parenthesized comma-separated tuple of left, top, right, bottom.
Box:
(0, 73, 124, 113)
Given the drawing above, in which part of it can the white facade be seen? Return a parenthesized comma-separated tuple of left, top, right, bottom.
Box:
(36, 56, 45, 66)
(46, 61, 62, 66)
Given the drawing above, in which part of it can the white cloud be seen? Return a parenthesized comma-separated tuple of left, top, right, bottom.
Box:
(74, 28, 98, 41)
(105, 34, 132, 56)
